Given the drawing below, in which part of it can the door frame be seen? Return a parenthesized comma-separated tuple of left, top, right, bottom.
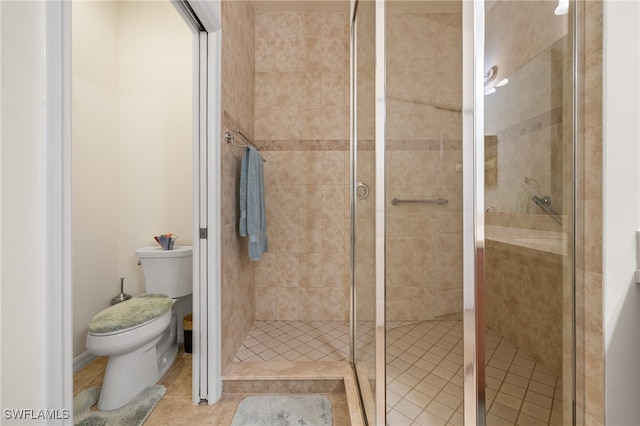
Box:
(42, 1, 223, 421)
(171, 0, 223, 405)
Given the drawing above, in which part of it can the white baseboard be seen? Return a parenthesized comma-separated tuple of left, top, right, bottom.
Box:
(73, 351, 96, 373)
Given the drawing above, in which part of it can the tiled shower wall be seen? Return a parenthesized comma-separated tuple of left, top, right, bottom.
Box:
(253, 12, 351, 321)
(351, 10, 466, 323)
(225, 2, 605, 424)
(220, 0, 256, 370)
(485, 239, 563, 376)
(252, 10, 464, 322)
(484, 40, 565, 214)
(580, 1, 604, 423)
(221, 3, 604, 423)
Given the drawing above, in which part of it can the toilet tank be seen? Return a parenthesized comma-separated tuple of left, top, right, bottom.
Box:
(135, 246, 192, 298)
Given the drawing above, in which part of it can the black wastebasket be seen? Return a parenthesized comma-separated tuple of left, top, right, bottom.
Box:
(183, 314, 193, 353)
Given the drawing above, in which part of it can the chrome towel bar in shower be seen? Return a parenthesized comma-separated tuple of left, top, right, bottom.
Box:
(532, 195, 561, 225)
(224, 129, 266, 162)
(391, 197, 448, 206)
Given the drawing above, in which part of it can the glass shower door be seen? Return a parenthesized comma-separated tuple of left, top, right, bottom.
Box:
(351, 1, 487, 424)
(384, 3, 467, 424)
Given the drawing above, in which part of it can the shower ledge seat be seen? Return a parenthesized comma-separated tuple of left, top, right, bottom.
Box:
(485, 224, 567, 256)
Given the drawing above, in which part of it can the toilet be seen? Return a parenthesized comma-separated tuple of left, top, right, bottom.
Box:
(86, 246, 192, 411)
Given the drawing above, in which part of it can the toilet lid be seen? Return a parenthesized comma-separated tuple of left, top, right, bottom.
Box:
(89, 294, 172, 334)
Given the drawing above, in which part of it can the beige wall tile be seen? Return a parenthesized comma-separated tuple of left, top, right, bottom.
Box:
(298, 71, 323, 106)
(321, 71, 346, 106)
(220, 0, 255, 371)
(322, 185, 346, 221)
(254, 252, 277, 287)
(298, 216, 323, 253)
(578, 1, 604, 422)
(276, 254, 299, 288)
(299, 288, 324, 320)
(267, 184, 300, 222)
(323, 288, 349, 321)
(485, 240, 563, 376)
(255, 11, 349, 142)
(256, 287, 277, 320)
(277, 287, 300, 320)
(299, 184, 323, 215)
(299, 253, 323, 288)
(386, 287, 428, 321)
(322, 252, 347, 287)
(268, 218, 300, 253)
(322, 218, 346, 254)
(298, 106, 324, 139)
(321, 151, 346, 184)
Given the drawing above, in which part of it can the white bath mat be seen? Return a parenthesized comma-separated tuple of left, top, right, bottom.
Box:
(231, 394, 332, 426)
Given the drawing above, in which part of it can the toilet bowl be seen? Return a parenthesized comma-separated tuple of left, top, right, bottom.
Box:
(86, 294, 178, 411)
(85, 246, 192, 411)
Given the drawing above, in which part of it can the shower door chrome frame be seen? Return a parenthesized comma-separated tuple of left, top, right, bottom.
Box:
(462, 0, 486, 424)
(353, 0, 487, 424)
(373, 1, 387, 425)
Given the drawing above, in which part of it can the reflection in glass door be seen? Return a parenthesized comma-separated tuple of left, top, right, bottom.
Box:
(483, 2, 574, 424)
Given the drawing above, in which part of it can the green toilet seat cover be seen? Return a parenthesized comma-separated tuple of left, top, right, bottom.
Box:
(89, 294, 172, 334)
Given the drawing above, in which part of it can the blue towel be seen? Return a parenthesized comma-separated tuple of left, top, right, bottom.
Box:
(239, 146, 268, 260)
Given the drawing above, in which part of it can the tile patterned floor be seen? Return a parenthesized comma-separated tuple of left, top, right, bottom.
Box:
(238, 320, 563, 425)
(74, 348, 248, 425)
(233, 320, 350, 363)
(75, 319, 563, 425)
(74, 346, 351, 425)
(384, 321, 563, 426)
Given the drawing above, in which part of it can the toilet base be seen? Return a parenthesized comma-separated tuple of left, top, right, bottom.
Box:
(97, 311, 178, 411)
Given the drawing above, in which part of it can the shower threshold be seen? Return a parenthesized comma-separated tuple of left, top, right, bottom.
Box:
(226, 321, 360, 424)
(222, 361, 363, 425)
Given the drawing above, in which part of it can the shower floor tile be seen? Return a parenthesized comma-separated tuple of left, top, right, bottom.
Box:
(234, 320, 350, 363)
(384, 321, 563, 426)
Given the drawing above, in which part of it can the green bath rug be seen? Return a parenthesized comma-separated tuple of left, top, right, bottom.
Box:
(73, 385, 165, 426)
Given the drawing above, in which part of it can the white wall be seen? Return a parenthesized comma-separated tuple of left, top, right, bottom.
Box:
(72, 1, 193, 358)
(1, 1, 47, 417)
(72, 0, 120, 359)
(603, 1, 640, 424)
(1, 1, 74, 420)
(0, 0, 195, 418)
(115, 1, 193, 296)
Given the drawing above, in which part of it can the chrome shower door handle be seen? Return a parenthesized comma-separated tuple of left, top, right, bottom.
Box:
(356, 182, 370, 201)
